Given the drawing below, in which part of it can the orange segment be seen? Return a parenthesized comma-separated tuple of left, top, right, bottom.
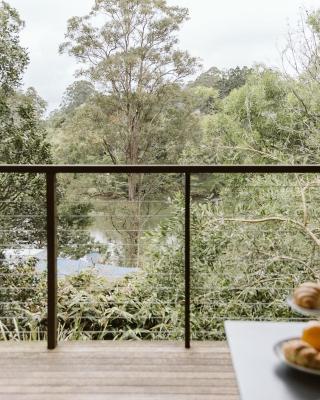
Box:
(301, 321, 320, 351)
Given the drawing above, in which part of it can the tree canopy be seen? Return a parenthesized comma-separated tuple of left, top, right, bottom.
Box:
(0, 1, 28, 92)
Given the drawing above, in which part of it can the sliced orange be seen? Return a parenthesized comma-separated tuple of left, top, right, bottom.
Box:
(301, 321, 320, 351)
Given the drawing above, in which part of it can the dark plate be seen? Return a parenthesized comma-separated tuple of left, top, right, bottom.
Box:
(274, 338, 320, 376)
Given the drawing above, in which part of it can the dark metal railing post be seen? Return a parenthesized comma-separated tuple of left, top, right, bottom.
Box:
(184, 173, 191, 349)
(46, 172, 57, 350)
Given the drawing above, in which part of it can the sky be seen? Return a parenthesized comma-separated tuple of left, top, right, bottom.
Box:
(8, 0, 320, 112)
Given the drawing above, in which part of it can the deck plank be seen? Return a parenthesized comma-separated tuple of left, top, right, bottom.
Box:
(0, 341, 239, 400)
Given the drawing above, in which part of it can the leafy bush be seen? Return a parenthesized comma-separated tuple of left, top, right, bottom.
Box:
(1, 175, 318, 342)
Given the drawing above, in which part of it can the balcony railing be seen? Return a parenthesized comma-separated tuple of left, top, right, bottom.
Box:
(1, 164, 320, 350)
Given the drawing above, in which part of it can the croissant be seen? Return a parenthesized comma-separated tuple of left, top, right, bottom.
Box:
(293, 282, 320, 309)
(283, 340, 320, 370)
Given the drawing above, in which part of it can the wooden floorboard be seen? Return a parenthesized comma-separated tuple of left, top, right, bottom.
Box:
(0, 341, 240, 400)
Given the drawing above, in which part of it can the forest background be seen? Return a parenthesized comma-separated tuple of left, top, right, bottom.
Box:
(0, 0, 320, 340)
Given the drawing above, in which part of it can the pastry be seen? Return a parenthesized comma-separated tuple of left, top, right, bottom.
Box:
(302, 321, 320, 351)
(283, 339, 320, 369)
(293, 282, 320, 309)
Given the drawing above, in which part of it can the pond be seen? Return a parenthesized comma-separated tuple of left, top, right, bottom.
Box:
(4, 248, 138, 281)
(87, 199, 174, 267)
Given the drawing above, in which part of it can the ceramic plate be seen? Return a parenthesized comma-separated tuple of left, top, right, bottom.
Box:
(274, 338, 320, 376)
(287, 296, 320, 317)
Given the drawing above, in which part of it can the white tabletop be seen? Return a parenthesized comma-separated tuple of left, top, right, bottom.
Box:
(225, 321, 320, 400)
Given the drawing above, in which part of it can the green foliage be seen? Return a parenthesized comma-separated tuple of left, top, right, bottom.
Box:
(183, 65, 320, 166)
(0, 2, 98, 257)
(0, 259, 183, 341)
(3, 2, 320, 343)
(0, 87, 52, 247)
(60, 80, 96, 113)
(56, 0, 201, 170)
(0, 259, 47, 340)
(139, 187, 318, 339)
(191, 66, 253, 98)
(58, 201, 96, 258)
(187, 86, 221, 114)
(0, 1, 28, 92)
(308, 10, 320, 34)
(0, 2, 51, 245)
(1, 183, 316, 341)
(56, 0, 202, 265)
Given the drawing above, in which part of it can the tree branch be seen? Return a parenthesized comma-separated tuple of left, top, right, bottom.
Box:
(221, 216, 320, 247)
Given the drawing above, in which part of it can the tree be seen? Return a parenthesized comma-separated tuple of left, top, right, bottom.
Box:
(60, 80, 96, 113)
(190, 66, 253, 98)
(183, 64, 320, 167)
(281, 8, 320, 161)
(0, 1, 28, 92)
(59, 0, 200, 265)
(0, 2, 96, 258)
(0, 2, 52, 246)
(176, 13, 320, 336)
(282, 9, 320, 85)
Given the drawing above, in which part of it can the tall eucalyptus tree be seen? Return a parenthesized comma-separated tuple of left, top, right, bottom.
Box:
(60, 0, 199, 265)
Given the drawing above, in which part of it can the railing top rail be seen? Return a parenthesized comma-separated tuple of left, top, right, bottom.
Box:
(1, 164, 320, 174)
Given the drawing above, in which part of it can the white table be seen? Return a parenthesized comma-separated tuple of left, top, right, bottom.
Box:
(225, 321, 320, 400)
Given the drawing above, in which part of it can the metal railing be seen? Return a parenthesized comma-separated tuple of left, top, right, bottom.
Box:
(1, 164, 320, 350)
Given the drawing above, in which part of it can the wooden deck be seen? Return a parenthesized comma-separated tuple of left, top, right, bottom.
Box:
(0, 341, 239, 400)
